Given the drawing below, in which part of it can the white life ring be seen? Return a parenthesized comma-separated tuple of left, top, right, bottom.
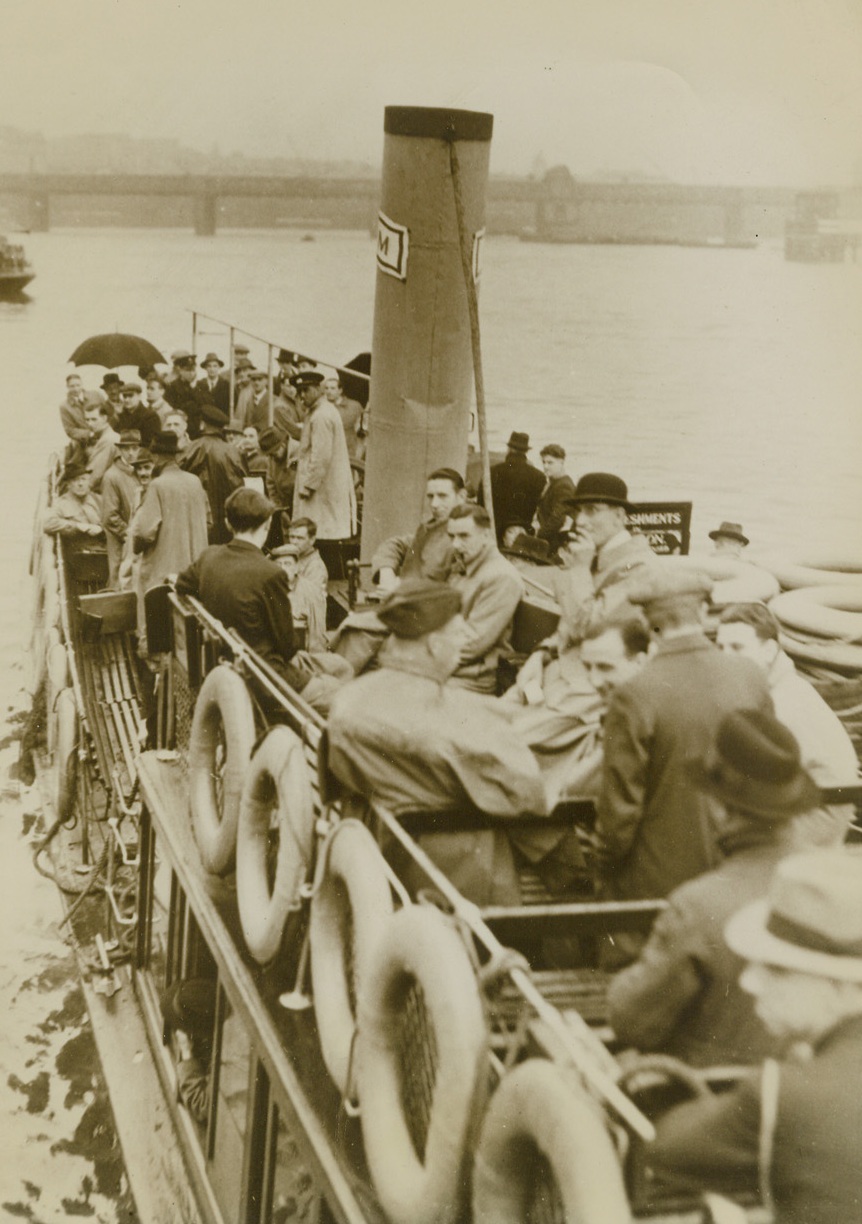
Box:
(778, 631, 862, 676)
(472, 1059, 631, 1224)
(757, 551, 862, 592)
(310, 819, 394, 1096)
(188, 664, 257, 875)
(356, 904, 489, 1224)
(236, 725, 316, 965)
(770, 585, 862, 643)
(656, 554, 779, 605)
(54, 687, 78, 824)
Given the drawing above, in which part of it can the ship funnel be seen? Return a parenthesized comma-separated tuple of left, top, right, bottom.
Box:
(360, 106, 493, 564)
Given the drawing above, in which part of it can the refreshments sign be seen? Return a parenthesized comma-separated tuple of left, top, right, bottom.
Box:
(626, 502, 692, 555)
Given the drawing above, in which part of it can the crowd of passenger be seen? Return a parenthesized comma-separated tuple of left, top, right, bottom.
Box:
(47, 358, 862, 1222)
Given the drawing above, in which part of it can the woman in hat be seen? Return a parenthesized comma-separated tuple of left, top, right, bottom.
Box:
(647, 848, 862, 1224)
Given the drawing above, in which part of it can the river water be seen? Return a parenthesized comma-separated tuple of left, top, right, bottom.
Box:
(0, 226, 860, 1215)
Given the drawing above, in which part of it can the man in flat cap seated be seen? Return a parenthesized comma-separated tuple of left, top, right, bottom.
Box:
(608, 709, 810, 1067)
(180, 402, 245, 544)
(595, 568, 772, 957)
(327, 578, 550, 906)
(646, 849, 862, 1224)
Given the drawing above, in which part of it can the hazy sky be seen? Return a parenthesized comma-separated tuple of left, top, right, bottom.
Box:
(4, 0, 862, 184)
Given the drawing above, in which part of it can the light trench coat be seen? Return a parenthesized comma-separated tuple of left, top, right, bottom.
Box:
(293, 397, 356, 540)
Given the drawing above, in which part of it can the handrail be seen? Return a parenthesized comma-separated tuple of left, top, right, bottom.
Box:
(187, 308, 370, 380)
(170, 586, 654, 1142)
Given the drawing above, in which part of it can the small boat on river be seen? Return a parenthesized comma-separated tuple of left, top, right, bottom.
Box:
(0, 234, 35, 294)
(24, 107, 862, 1224)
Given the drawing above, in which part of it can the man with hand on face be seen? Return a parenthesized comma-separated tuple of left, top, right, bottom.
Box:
(372, 468, 467, 591)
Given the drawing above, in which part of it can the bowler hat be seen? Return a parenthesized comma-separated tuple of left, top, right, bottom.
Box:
(200, 351, 225, 369)
(199, 401, 229, 428)
(377, 578, 462, 639)
(151, 431, 179, 456)
(688, 708, 819, 821)
(101, 372, 122, 389)
(258, 427, 285, 454)
(289, 370, 325, 389)
(628, 567, 712, 607)
(118, 429, 141, 445)
(709, 521, 749, 546)
(506, 431, 531, 452)
(569, 472, 629, 507)
(725, 850, 862, 981)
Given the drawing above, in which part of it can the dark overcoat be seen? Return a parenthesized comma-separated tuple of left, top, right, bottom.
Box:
(176, 538, 294, 672)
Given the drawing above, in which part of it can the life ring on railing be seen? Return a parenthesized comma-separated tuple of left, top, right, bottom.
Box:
(356, 904, 489, 1224)
(236, 725, 316, 965)
(771, 585, 862, 643)
(757, 551, 862, 592)
(472, 1059, 631, 1224)
(188, 664, 257, 875)
(310, 819, 394, 1096)
(656, 554, 779, 604)
(54, 687, 78, 824)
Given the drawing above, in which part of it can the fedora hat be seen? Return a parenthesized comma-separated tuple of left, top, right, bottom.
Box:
(200, 351, 225, 369)
(151, 431, 179, 456)
(688, 708, 819, 821)
(709, 521, 749, 546)
(725, 850, 862, 981)
(506, 431, 531, 452)
(569, 472, 629, 507)
(199, 401, 229, 428)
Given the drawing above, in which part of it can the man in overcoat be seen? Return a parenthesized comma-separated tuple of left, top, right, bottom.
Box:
(291, 369, 356, 547)
(101, 429, 141, 588)
(479, 430, 545, 543)
(327, 579, 549, 906)
(647, 849, 862, 1224)
(194, 352, 231, 416)
(608, 709, 810, 1066)
(180, 403, 245, 544)
(132, 431, 209, 653)
(595, 568, 772, 927)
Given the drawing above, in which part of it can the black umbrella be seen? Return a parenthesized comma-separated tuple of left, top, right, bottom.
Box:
(337, 351, 371, 407)
(68, 333, 166, 370)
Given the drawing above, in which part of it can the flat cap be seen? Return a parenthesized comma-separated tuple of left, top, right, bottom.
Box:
(118, 429, 141, 445)
(121, 381, 142, 394)
(628, 566, 713, 606)
(377, 578, 462, 639)
(249, 368, 268, 381)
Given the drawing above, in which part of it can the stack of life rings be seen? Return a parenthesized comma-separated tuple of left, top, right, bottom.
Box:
(757, 552, 862, 677)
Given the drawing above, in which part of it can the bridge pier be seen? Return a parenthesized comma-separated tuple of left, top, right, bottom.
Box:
(29, 191, 50, 232)
(194, 193, 218, 236)
(723, 192, 745, 246)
